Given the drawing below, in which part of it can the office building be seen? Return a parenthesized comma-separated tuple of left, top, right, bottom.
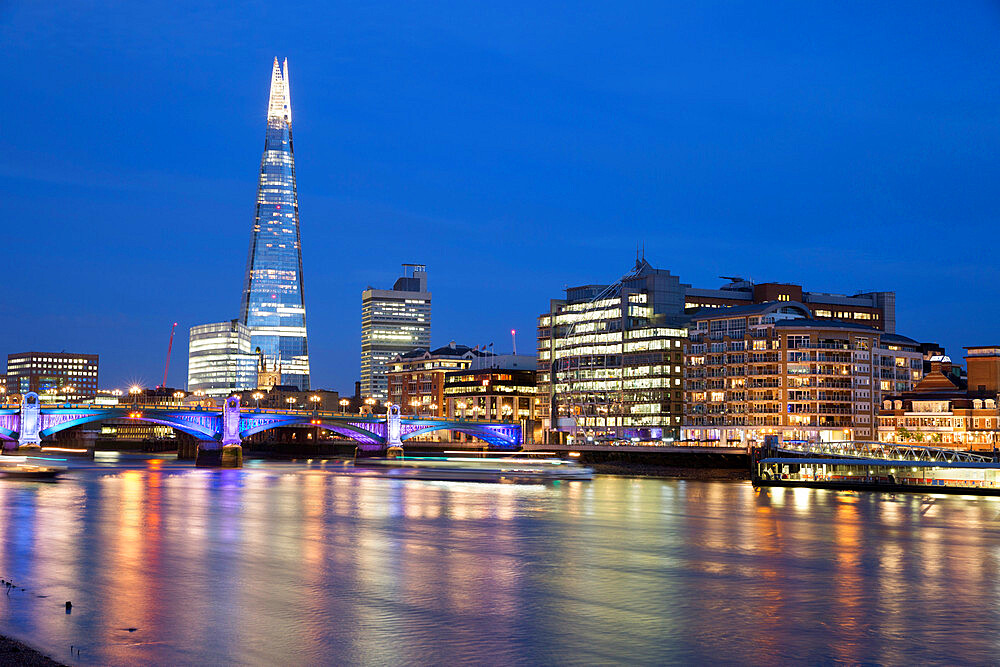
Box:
(6, 352, 99, 401)
(187, 320, 258, 397)
(361, 264, 431, 400)
(537, 260, 689, 443)
(878, 348, 1000, 450)
(239, 57, 310, 390)
(682, 302, 922, 444)
(444, 367, 538, 422)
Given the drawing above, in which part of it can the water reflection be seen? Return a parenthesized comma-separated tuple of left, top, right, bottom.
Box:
(0, 462, 999, 664)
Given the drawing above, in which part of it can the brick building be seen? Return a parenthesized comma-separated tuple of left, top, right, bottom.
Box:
(878, 347, 1000, 451)
(683, 302, 922, 445)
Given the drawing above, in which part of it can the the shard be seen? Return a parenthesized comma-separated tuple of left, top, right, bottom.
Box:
(239, 58, 310, 390)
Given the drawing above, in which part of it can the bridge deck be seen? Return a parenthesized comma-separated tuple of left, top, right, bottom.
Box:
(522, 443, 747, 455)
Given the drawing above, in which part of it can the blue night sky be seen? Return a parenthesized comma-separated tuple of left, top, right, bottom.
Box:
(1, 2, 999, 391)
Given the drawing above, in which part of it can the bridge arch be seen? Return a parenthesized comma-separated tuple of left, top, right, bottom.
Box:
(239, 416, 386, 445)
(38, 410, 220, 441)
(400, 423, 521, 449)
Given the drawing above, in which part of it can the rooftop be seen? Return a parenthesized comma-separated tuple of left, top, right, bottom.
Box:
(690, 301, 811, 320)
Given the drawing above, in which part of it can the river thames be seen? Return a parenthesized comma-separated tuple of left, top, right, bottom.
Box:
(0, 456, 999, 665)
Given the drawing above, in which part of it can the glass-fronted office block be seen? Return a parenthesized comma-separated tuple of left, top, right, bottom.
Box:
(187, 320, 258, 397)
(361, 264, 431, 400)
(239, 58, 310, 390)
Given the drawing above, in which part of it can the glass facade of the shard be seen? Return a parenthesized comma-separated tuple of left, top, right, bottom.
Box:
(240, 58, 310, 390)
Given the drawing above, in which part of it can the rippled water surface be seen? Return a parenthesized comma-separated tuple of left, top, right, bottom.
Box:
(0, 456, 999, 665)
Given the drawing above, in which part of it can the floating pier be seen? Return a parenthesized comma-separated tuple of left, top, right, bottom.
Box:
(751, 441, 1000, 495)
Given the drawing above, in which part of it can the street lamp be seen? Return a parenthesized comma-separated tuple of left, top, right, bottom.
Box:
(173, 391, 185, 401)
(409, 399, 420, 416)
(129, 385, 142, 405)
(309, 395, 321, 411)
(339, 398, 349, 414)
(429, 403, 438, 417)
(286, 396, 296, 409)
(363, 397, 376, 414)
(252, 392, 264, 408)
(457, 401, 467, 420)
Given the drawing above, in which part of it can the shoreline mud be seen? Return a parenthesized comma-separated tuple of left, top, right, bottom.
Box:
(0, 635, 64, 666)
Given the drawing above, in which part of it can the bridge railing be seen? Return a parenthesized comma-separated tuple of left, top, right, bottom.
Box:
(776, 440, 993, 463)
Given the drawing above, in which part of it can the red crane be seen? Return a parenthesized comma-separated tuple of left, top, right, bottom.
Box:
(162, 322, 178, 388)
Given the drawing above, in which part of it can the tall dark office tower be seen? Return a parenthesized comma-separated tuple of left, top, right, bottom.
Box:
(361, 265, 431, 400)
(240, 58, 310, 390)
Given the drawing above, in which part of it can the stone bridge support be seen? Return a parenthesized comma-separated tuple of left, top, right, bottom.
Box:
(17, 393, 41, 452)
(386, 404, 404, 457)
(195, 396, 243, 468)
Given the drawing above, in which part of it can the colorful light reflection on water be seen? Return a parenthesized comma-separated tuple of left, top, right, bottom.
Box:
(0, 457, 999, 664)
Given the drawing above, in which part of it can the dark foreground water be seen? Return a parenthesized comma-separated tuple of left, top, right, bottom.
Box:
(0, 456, 999, 665)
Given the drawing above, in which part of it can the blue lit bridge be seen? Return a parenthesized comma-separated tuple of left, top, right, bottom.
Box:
(0, 393, 522, 467)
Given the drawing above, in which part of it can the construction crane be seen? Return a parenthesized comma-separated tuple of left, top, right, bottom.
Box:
(162, 322, 178, 389)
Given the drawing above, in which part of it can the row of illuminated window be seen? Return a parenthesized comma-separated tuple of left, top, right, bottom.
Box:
(574, 416, 682, 426)
(553, 344, 623, 359)
(812, 309, 875, 320)
(443, 385, 537, 395)
(555, 332, 623, 348)
(554, 377, 682, 392)
(553, 308, 621, 325)
(624, 328, 687, 340)
(562, 297, 621, 313)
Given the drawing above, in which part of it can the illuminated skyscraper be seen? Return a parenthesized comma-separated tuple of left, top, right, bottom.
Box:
(239, 57, 310, 389)
(361, 265, 431, 400)
(187, 320, 257, 397)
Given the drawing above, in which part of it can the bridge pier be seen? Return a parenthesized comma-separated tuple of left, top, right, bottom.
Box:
(17, 392, 42, 452)
(386, 404, 403, 458)
(196, 395, 243, 468)
(195, 441, 243, 468)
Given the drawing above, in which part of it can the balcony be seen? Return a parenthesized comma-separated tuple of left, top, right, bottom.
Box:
(787, 342, 854, 351)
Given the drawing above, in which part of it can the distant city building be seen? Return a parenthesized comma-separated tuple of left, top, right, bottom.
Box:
(239, 57, 310, 390)
(682, 302, 922, 444)
(537, 259, 904, 443)
(878, 348, 1000, 450)
(187, 320, 257, 397)
(684, 278, 897, 332)
(387, 341, 478, 417)
(237, 387, 339, 411)
(6, 352, 99, 401)
(537, 260, 689, 443)
(361, 264, 431, 400)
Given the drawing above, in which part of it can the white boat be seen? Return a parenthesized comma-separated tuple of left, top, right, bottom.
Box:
(357, 456, 593, 483)
(0, 464, 64, 480)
